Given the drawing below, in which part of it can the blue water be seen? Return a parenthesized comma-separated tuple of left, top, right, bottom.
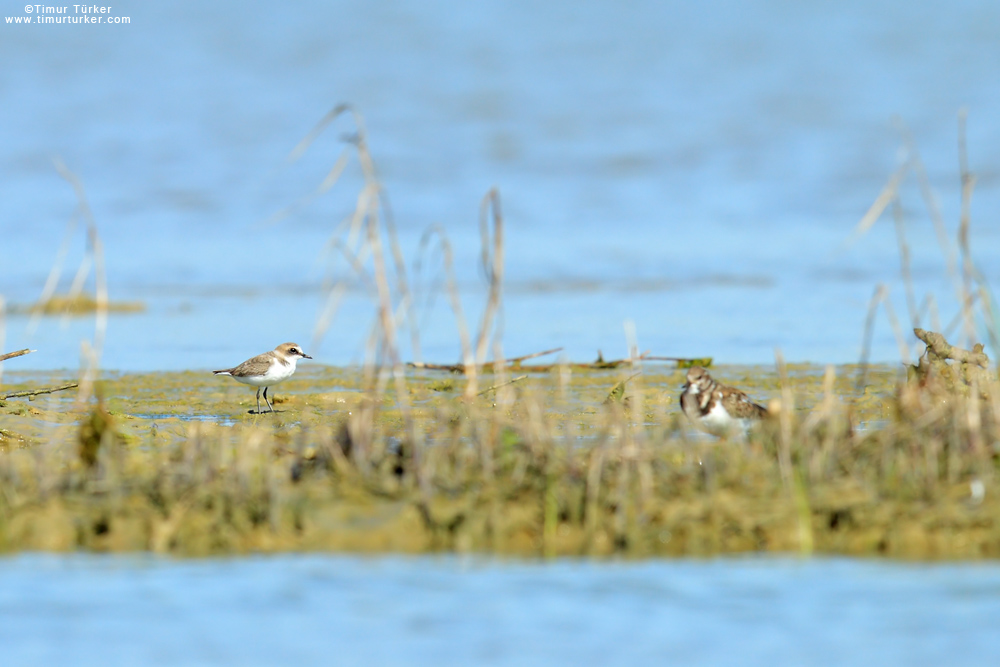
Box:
(2, 0, 1000, 370)
(0, 554, 997, 666)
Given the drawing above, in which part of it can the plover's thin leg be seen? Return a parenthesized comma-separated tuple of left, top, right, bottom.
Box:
(263, 387, 275, 413)
(255, 387, 262, 414)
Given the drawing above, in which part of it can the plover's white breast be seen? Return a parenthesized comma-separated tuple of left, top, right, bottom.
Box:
(231, 357, 298, 387)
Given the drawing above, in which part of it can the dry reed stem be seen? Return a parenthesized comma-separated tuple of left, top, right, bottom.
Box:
(894, 119, 962, 300)
(50, 160, 108, 407)
(27, 205, 79, 335)
(490, 336, 516, 412)
(859, 284, 910, 384)
(363, 188, 421, 486)
(857, 285, 886, 393)
(942, 292, 982, 340)
(804, 365, 839, 481)
(286, 103, 359, 164)
(261, 148, 350, 227)
(918, 293, 942, 334)
(892, 197, 919, 329)
(377, 195, 421, 365)
(957, 109, 978, 348)
(468, 189, 505, 398)
(978, 286, 1000, 358)
(881, 293, 910, 363)
(774, 349, 794, 488)
(848, 159, 909, 244)
(415, 226, 475, 374)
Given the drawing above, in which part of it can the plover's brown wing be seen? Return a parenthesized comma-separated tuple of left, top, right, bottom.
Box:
(720, 386, 767, 419)
(228, 352, 274, 378)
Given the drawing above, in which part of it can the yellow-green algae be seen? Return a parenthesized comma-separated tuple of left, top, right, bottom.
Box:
(0, 362, 997, 559)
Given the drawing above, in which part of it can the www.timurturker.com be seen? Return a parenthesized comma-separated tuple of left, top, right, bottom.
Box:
(7, 5, 131, 25)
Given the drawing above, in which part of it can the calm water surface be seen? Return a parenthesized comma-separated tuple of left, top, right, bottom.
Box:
(2, 1, 1000, 370)
(1, 554, 998, 666)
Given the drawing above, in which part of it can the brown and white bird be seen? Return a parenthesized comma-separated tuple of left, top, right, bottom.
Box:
(213, 342, 312, 414)
(679, 366, 767, 436)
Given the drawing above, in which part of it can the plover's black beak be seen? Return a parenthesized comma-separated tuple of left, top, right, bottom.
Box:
(302, 353, 313, 360)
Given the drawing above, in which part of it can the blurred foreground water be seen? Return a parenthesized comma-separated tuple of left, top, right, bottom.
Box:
(1, 554, 998, 666)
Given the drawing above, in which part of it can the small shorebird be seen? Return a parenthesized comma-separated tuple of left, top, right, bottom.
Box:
(213, 343, 312, 414)
(679, 366, 767, 436)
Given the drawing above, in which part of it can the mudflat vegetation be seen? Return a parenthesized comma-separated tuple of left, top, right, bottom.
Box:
(1, 352, 997, 559)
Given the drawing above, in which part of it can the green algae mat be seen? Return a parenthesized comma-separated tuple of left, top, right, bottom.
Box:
(1, 362, 998, 559)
